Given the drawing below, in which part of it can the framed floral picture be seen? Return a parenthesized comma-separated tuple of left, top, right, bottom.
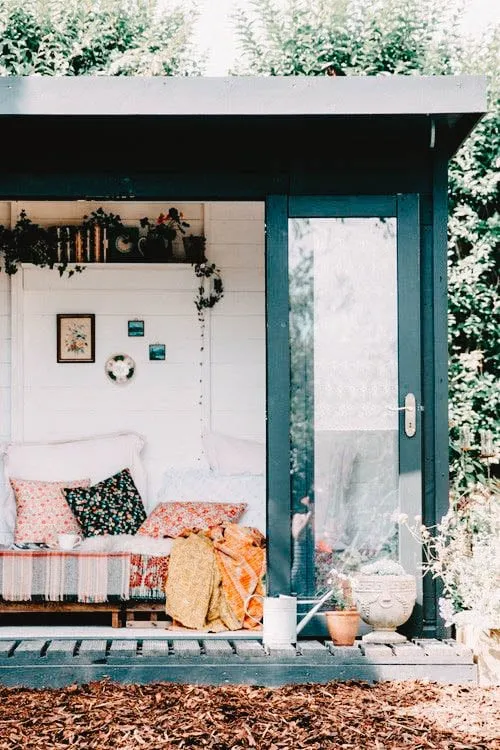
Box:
(57, 314, 95, 363)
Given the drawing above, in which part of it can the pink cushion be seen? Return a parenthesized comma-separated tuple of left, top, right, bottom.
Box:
(137, 501, 247, 538)
(11, 478, 90, 547)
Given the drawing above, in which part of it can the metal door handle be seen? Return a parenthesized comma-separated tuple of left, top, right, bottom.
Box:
(388, 393, 417, 437)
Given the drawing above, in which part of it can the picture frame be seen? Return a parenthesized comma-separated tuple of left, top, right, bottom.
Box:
(128, 320, 144, 337)
(57, 314, 95, 363)
(149, 344, 166, 361)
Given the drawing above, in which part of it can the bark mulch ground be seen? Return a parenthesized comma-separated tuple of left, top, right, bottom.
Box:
(0, 679, 498, 749)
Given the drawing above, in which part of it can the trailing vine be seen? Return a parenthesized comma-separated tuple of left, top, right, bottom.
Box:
(193, 258, 224, 457)
(193, 261, 224, 315)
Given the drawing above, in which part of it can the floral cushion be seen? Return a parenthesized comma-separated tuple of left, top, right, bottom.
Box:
(137, 501, 247, 538)
(11, 477, 89, 547)
(63, 467, 147, 537)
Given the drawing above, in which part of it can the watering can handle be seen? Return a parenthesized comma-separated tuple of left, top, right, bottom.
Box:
(243, 593, 264, 627)
(296, 587, 336, 635)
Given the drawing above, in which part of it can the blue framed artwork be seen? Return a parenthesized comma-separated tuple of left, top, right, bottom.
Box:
(128, 320, 144, 337)
(149, 344, 166, 361)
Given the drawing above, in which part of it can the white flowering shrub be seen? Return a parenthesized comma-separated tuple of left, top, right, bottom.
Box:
(402, 482, 500, 627)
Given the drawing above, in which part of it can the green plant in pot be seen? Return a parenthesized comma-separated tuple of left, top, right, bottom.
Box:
(0, 209, 83, 277)
(322, 569, 360, 646)
(183, 233, 207, 264)
(139, 207, 190, 262)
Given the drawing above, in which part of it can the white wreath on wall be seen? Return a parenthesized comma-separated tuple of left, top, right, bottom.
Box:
(105, 353, 136, 384)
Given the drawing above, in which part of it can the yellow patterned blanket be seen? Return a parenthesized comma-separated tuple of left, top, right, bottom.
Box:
(164, 524, 265, 631)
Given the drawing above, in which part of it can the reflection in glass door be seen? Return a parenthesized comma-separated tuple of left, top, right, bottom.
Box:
(289, 216, 405, 597)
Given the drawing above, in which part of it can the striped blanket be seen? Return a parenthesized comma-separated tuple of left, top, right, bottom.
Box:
(0, 550, 169, 603)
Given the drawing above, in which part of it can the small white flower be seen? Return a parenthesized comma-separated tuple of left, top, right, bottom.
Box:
(438, 597, 456, 627)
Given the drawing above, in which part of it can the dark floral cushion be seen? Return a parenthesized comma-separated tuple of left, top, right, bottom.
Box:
(63, 467, 147, 537)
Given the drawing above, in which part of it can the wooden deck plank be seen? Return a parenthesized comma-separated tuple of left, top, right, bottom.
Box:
(141, 640, 170, 657)
(361, 644, 395, 661)
(108, 640, 137, 660)
(171, 640, 201, 657)
(233, 640, 267, 658)
(203, 640, 233, 657)
(265, 644, 297, 661)
(415, 639, 472, 663)
(392, 642, 428, 663)
(0, 641, 17, 658)
(45, 640, 78, 661)
(326, 643, 365, 662)
(296, 640, 332, 661)
(12, 640, 47, 659)
(77, 640, 108, 661)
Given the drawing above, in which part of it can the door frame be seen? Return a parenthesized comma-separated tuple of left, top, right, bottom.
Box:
(265, 194, 423, 632)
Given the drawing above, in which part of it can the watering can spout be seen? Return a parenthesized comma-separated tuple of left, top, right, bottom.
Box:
(295, 587, 336, 635)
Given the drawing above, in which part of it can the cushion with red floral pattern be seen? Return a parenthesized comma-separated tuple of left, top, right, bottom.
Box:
(137, 501, 247, 538)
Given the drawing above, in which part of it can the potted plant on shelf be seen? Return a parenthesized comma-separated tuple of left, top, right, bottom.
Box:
(183, 233, 207, 264)
(0, 209, 83, 277)
(322, 569, 360, 646)
(350, 558, 417, 644)
(139, 207, 190, 262)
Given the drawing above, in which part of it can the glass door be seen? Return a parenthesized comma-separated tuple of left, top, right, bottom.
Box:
(265, 195, 422, 623)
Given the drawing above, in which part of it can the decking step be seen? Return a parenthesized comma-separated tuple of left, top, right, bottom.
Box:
(0, 637, 478, 688)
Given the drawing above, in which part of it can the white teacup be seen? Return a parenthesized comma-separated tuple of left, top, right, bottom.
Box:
(58, 533, 82, 551)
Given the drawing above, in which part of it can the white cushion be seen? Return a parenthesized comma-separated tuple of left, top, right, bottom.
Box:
(0, 432, 147, 544)
(202, 431, 265, 475)
(157, 466, 266, 533)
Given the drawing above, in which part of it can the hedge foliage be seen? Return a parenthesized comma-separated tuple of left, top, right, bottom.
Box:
(0, 0, 204, 75)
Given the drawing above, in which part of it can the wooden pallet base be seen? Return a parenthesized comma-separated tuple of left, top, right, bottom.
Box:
(0, 601, 122, 628)
(125, 602, 170, 628)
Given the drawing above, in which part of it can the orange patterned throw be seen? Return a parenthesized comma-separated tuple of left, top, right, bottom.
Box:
(165, 523, 265, 631)
(210, 524, 265, 630)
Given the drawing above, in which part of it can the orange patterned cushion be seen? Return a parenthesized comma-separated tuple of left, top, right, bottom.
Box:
(137, 501, 247, 538)
(11, 478, 90, 547)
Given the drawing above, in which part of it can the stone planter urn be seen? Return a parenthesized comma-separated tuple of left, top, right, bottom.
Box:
(351, 560, 417, 644)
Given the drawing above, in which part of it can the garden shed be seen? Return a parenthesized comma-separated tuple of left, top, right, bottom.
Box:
(0, 75, 489, 686)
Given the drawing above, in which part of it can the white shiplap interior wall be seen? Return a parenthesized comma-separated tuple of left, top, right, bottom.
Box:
(0, 201, 265, 534)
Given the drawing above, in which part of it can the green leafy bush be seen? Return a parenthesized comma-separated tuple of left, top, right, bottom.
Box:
(0, 0, 204, 76)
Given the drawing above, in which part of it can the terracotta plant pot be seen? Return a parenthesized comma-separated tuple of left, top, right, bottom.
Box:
(324, 610, 360, 646)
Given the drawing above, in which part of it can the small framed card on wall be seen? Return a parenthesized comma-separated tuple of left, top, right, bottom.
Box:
(57, 314, 95, 363)
(128, 319, 144, 337)
(149, 344, 166, 361)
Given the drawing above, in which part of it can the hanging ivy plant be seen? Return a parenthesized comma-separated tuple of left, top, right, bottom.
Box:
(193, 258, 224, 450)
(193, 260, 224, 314)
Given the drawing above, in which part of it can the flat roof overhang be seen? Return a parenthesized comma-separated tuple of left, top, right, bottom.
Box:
(0, 75, 488, 188)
